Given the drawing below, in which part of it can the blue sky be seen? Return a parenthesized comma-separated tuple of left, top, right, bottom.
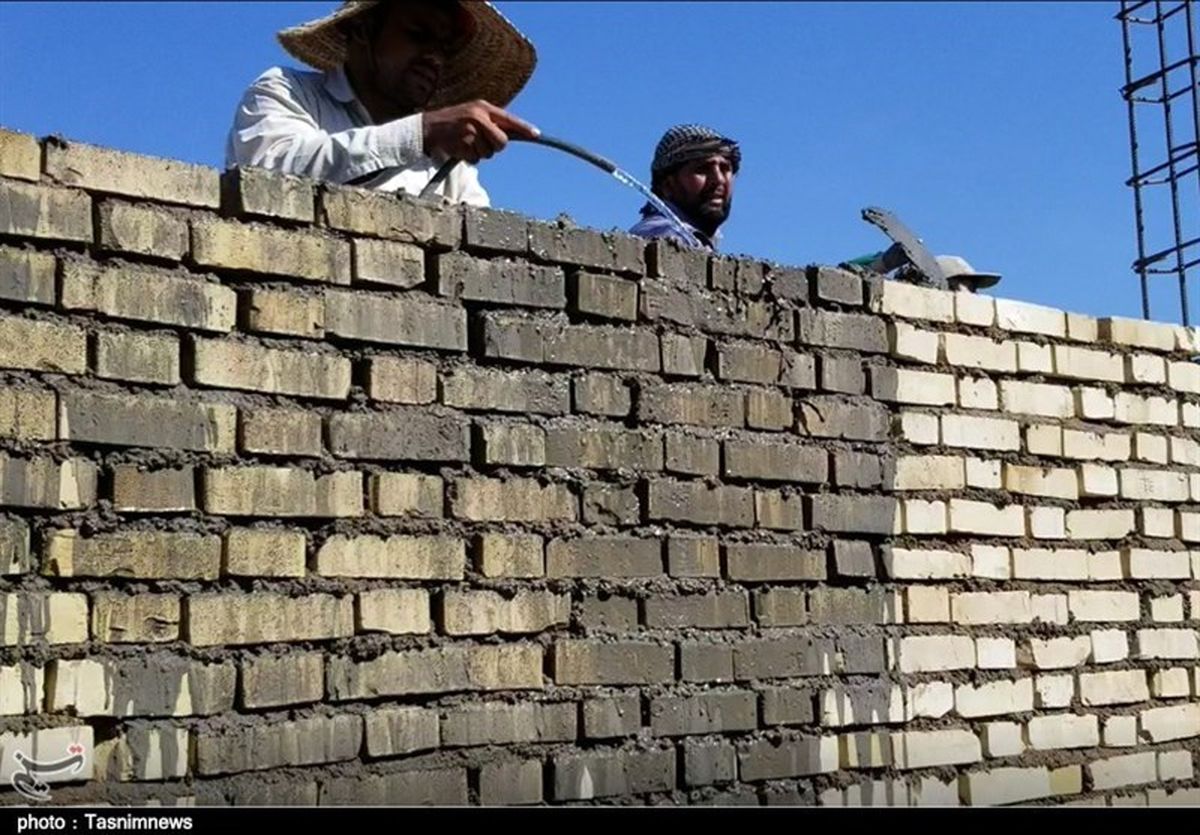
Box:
(0, 1, 1188, 322)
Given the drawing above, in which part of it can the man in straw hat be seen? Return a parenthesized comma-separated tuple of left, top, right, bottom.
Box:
(226, 0, 539, 205)
(629, 123, 742, 251)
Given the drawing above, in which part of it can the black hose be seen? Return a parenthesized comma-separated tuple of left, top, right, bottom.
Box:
(418, 134, 617, 200)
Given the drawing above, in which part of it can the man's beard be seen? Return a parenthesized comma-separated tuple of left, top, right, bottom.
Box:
(684, 193, 732, 236)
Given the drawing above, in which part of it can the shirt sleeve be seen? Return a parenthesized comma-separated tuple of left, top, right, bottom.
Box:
(447, 162, 491, 208)
(226, 70, 426, 184)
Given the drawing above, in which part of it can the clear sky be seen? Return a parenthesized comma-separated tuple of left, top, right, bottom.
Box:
(1, 1, 1189, 323)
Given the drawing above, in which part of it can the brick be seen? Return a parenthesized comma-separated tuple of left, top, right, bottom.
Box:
(817, 356, 864, 395)
(870, 367, 956, 405)
(46, 657, 231, 721)
(1150, 594, 1183, 622)
(1157, 750, 1194, 781)
(942, 332, 1017, 372)
(580, 482, 639, 526)
(475, 422, 545, 467)
(0, 247, 55, 306)
(568, 271, 637, 320)
(947, 499, 1024, 536)
(474, 533, 543, 578)
(739, 735, 839, 780)
(437, 251, 563, 308)
(1000, 380, 1075, 418)
(222, 166, 314, 222)
(1091, 629, 1130, 663)
(994, 298, 1066, 336)
(330, 411, 469, 464)
(664, 432, 720, 477)
(1077, 386, 1116, 419)
(1127, 352, 1167, 385)
(44, 138, 216, 206)
(110, 466, 195, 513)
(44, 530, 219, 580)
(480, 760, 543, 806)
(366, 473, 441, 518)
(724, 439, 827, 484)
(1125, 548, 1191, 579)
(544, 426, 661, 471)
(734, 636, 841, 680)
(983, 722, 1027, 757)
(573, 373, 630, 416)
(951, 290, 995, 326)
(797, 309, 888, 352)
(188, 592, 352, 647)
(240, 407, 322, 457)
(0, 387, 54, 441)
(92, 330, 179, 385)
(810, 588, 889, 625)
(979, 638, 1016, 670)
(223, 528, 306, 578)
(833, 541, 876, 578)
(583, 695, 641, 739)
(900, 498, 945, 533)
(484, 312, 661, 371)
(952, 591, 1032, 625)
(61, 391, 235, 454)
(97, 200, 188, 260)
(440, 590, 568, 636)
(204, 467, 347, 518)
(660, 333, 707, 377)
(820, 684, 901, 729)
(316, 534, 462, 579)
(1168, 359, 1200, 394)
(579, 593, 638, 632)
(91, 593, 179, 643)
(1079, 670, 1149, 706)
(647, 591, 749, 629)
(0, 519, 30, 576)
(650, 691, 757, 736)
(1103, 715, 1138, 747)
(191, 217, 349, 284)
(892, 455, 964, 491)
(552, 640, 673, 685)
(1152, 667, 1191, 696)
(941, 414, 1020, 450)
(328, 644, 542, 700)
(972, 544, 1011, 579)
(684, 738, 737, 788)
(891, 729, 980, 770)
(1080, 463, 1119, 497)
(832, 451, 882, 490)
(0, 179, 91, 242)
(1099, 315, 1177, 350)
(660, 536, 717, 577)
(906, 586, 950, 622)
(192, 338, 349, 400)
(533, 222, 643, 273)
(1114, 391, 1178, 426)
(352, 238, 424, 288)
(61, 260, 236, 332)
(1065, 508, 1135, 540)
(1003, 464, 1079, 500)
(762, 688, 816, 725)
(1089, 752, 1158, 791)
(1012, 548, 1088, 581)
(1052, 344, 1125, 382)
(356, 588, 431, 634)
(241, 288, 324, 339)
(717, 342, 815, 388)
(807, 265, 861, 304)
(552, 748, 675, 800)
(868, 280, 954, 322)
(1172, 436, 1200, 466)
(1068, 590, 1140, 623)
(196, 714, 362, 775)
(751, 489, 803, 531)
(1136, 628, 1199, 659)
(958, 376, 998, 409)
(322, 180, 459, 242)
(809, 495, 898, 535)
(241, 652, 323, 709)
(0, 592, 87, 645)
(798, 395, 889, 440)
(960, 767, 1052, 806)
(638, 382, 744, 428)
(1031, 592, 1069, 624)
(441, 701, 576, 747)
(363, 706, 439, 757)
(1025, 714, 1100, 750)
(1026, 424, 1063, 456)
(1017, 340, 1053, 373)
(680, 643, 733, 682)
(326, 289, 466, 350)
(0, 130, 40, 181)
(318, 768, 467, 806)
(0, 314, 86, 375)
(1120, 468, 1189, 502)
(896, 635, 976, 673)
(889, 321, 940, 363)
(0, 454, 97, 510)
(726, 544, 826, 582)
(1143, 506, 1177, 537)
(647, 479, 753, 527)
(453, 477, 576, 522)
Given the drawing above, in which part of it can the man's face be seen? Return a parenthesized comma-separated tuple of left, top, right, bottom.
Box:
(661, 153, 736, 231)
(366, 2, 467, 111)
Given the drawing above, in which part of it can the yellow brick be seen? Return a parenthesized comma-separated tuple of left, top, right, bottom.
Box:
(903, 499, 947, 534)
(191, 337, 350, 400)
(869, 281, 953, 322)
(999, 380, 1075, 418)
(0, 387, 55, 440)
(368, 357, 437, 404)
(898, 411, 939, 445)
(1012, 547, 1088, 581)
(871, 367, 956, 405)
(243, 288, 325, 338)
(1067, 312, 1099, 341)
(1121, 468, 1189, 502)
(1114, 392, 1178, 427)
(1077, 386, 1116, 420)
(966, 457, 1002, 489)
(958, 376, 998, 409)
(0, 179, 91, 242)
(187, 592, 353, 646)
(94, 331, 180, 385)
(0, 592, 88, 645)
(1134, 432, 1169, 463)
(440, 590, 570, 636)
(97, 200, 188, 260)
(316, 534, 464, 579)
(0, 129, 40, 181)
(353, 238, 425, 288)
(892, 455, 964, 490)
(191, 217, 350, 284)
(1065, 509, 1135, 540)
(972, 544, 1011, 579)
(91, 593, 180, 642)
(357, 589, 431, 634)
(942, 333, 1016, 372)
(45, 138, 219, 207)
(955, 291, 995, 326)
(889, 322, 939, 363)
(1080, 463, 1119, 497)
(0, 454, 97, 510)
(952, 591, 1033, 625)
(43, 530, 220, 580)
(1099, 316, 1176, 351)
(948, 500, 1025, 536)
(905, 586, 950, 623)
(204, 466, 318, 517)
(1025, 424, 1062, 456)
(452, 477, 577, 522)
(0, 315, 86, 375)
(1063, 428, 1130, 461)
(239, 407, 323, 457)
(474, 533, 544, 578)
(223, 528, 307, 577)
(370, 473, 443, 517)
(1168, 360, 1200, 394)
(1003, 464, 1078, 500)
(0, 663, 43, 715)
(941, 415, 1020, 450)
(1127, 352, 1167, 384)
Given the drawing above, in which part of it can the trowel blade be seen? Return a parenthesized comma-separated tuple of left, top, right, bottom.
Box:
(862, 207, 948, 289)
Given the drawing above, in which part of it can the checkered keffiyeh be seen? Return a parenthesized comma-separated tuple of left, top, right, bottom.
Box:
(651, 124, 741, 179)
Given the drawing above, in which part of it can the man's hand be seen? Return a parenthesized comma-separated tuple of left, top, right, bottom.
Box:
(422, 100, 540, 164)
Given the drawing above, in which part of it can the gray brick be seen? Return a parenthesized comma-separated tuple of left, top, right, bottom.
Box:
(364, 707, 439, 757)
(811, 266, 864, 306)
(573, 373, 631, 417)
(684, 738, 738, 787)
(570, 271, 638, 320)
(0, 518, 30, 575)
(325, 289, 466, 350)
(717, 343, 815, 388)
(480, 760, 543, 806)
(650, 691, 758, 737)
(645, 591, 750, 629)
(819, 355, 865, 394)
(474, 422, 545, 467)
(320, 183, 460, 246)
(837, 636, 887, 674)
(746, 388, 795, 431)
(463, 205, 529, 254)
(797, 395, 889, 440)
(0, 179, 91, 243)
(97, 200, 188, 260)
(582, 483, 641, 526)
(61, 261, 235, 332)
(711, 256, 765, 295)
(94, 331, 179, 386)
(832, 450, 884, 488)
(110, 466, 195, 513)
(59, 390, 234, 452)
(660, 333, 708, 377)
(647, 238, 709, 282)
(45, 656, 234, 717)
(241, 408, 323, 457)
(552, 748, 676, 800)
(328, 411, 469, 462)
(579, 594, 639, 632)
(647, 479, 755, 527)
(240, 652, 323, 709)
(733, 638, 834, 680)
(833, 541, 876, 578)
(318, 768, 467, 806)
(352, 237, 426, 288)
(754, 490, 805, 530)
(552, 640, 674, 685)
(797, 309, 887, 352)
(667, 536, 721, 577)
(545, 427, 663, 471)
(0, 247, 55, 306)
(739, 735, 831, 780)
(442, 366, 569, 414)
(680, 643, 733, 682)
(808, 495, 898, 535)
(665, 432, 721, 476)
(769, 265, 809, 301)
(222, 166, 314, 222)
(761, 688, 816, 726)
(0, 454, 97, 510)
(482, 313, 660, 371)
(753, 588, 808, 627)
(725, 544, 826, 582)
(437, 251, 564, 308)
(531, 222, 643, 273)
(724, 440, 828, 483)
(584, 695, 642, 739)
(808, 588, 888, 625)
(547, 536, 662, 578)
(441, 701, 577, 746)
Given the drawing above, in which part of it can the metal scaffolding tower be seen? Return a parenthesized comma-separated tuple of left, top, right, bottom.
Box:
(1118, 0, 1200, 324)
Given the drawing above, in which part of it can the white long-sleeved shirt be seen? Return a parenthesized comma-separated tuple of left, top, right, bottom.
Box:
(225, 65, 488, 206)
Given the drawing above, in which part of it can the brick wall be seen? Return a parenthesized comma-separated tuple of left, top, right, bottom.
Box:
(0, 129, 1197, 807)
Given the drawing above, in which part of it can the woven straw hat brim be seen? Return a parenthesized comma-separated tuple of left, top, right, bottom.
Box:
(277, 1, 536, 110)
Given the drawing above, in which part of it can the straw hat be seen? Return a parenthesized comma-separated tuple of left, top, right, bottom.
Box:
(277, 1, 537, 110)
(936, 254, 1002, 290)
